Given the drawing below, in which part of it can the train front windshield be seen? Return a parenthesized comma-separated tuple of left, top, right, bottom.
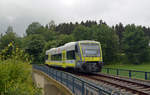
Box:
(80, 43, 100, 57)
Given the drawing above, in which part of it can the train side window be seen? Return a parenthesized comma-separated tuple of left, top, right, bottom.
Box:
(45, 55, 48, 60)
(57, 54, 62, 61)
(75, 45, 78, 52)
(51, 55, 54, 60)
(67, 50, 75, 60)
(51, 54, 62, 61)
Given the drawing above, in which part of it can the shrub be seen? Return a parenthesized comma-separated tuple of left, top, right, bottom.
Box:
(0, 43, 41, 95)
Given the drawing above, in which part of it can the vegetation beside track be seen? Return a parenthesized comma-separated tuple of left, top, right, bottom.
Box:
(0, 43, 42, 95)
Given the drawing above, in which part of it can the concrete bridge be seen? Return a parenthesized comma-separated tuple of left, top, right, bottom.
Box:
(32, 69, 73, 95)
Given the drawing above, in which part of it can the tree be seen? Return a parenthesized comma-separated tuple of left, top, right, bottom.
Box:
(99, 20, 107, 25)
(26, 22, 42, 36)
(0, 26, 21, 50)
(57, 34, 74, 46)
(6, 26, 13, 33)
(44, 40, 59, 50)
(73, 25, 92, 41)
(115, 23, 124, 52)
(92, 25, 119, 63)
(45, 20, 56, 31)
(24, 35, 45, 63)
(82, 20, 97, 27)
(122, 24, 150, 64)
(142, 26, 150, 39)
(42, 29, 56, 41)
(55, 22, 75, 34)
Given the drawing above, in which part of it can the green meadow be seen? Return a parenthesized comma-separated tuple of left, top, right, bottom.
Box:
(102, 63, 150, 80)
(104, 63, 150, 71)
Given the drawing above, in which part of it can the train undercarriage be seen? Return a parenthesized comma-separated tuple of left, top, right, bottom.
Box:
(76, 61, 103, 73)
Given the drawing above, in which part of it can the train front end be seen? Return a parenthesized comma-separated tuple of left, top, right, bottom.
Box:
(76, 41, 103, 72)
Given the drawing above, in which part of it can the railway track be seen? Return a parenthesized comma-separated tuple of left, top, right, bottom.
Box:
(76, 73, 150, 95)
(45, 65, 150, 95)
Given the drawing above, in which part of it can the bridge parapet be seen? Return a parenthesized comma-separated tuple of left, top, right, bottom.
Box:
(33, 65, 112, 95)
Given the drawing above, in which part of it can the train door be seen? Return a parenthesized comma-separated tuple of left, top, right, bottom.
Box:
(62, 50, 66, 68)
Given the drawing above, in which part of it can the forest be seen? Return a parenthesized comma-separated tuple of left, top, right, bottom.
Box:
(0, 20, 150, 65)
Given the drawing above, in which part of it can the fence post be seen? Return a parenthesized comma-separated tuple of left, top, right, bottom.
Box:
(117, 69, 119, 76)
(82, 81, 85, 95)
(56, 70, 57, 80)
(145, 72, 147, 80)
(66, 73, 68, 87)
(48, 67, 50, 75)
(107, 68, 109, 74)
(86, 89, 89, 95)
(129, 70, 131, 78)
(51, 69, 53, 77)
(49, 68, 51, 75)
(60, 71, 62, 83)
(50, 67, 51, 75)
(53, 69, 55, 78)
(72, 77, 75, 93)
(99, 89, 102, 95)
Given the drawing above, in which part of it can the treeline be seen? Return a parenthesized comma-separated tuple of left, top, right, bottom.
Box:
(0, 20, 150, 64)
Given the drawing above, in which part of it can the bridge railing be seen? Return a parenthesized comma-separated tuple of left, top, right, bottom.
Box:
(33, 65, 112, 95)
(102, 68, 150, 80)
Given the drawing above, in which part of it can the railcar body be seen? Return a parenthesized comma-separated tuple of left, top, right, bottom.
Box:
(45, 40, 103, 72)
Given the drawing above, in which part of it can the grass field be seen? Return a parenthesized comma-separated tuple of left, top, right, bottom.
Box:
(103, 63, 150, 72)
(101, 63, 150, 80)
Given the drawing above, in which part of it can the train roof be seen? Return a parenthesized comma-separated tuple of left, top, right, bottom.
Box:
(78, 40, 99, 43)
(46, 40, 99, 55)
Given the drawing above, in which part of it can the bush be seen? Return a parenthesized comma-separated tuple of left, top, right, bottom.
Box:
(0, 59, 41, 95)
(0, 43, 41, 95)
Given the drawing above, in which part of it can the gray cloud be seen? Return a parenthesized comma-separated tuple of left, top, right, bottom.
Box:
(0, 0, 150, 36)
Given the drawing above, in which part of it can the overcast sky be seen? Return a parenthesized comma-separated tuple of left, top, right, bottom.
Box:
(0, 0, 150, 36)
